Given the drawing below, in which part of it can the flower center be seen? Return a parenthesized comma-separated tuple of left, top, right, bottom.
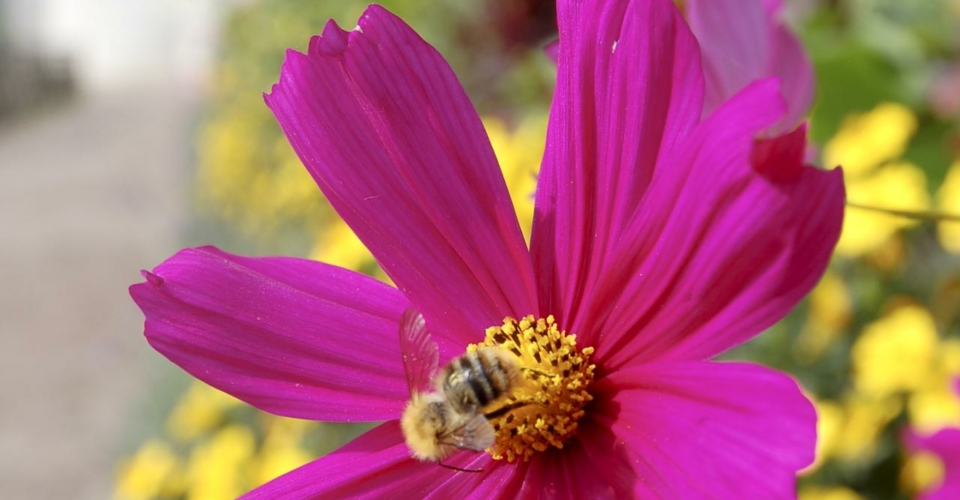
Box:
(468, 315, 595, 462)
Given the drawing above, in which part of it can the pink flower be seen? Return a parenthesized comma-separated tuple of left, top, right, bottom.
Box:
(904, 380, 960, 500)
(906, 429, 960, 500)
(687, 0, 819, 176)
(131, 0, 844, 498)
(687, 0, 815, 135)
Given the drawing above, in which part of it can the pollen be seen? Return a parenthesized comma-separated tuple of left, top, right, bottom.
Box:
(468, 315, 596, 462)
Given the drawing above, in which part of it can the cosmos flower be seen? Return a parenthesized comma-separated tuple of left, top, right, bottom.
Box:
(686, 0, 815, 134)
(131, 0, 845, 497)
(687, 0, 819, 183)
(904, 380, 960, 500)
(551, 0, 815, 139)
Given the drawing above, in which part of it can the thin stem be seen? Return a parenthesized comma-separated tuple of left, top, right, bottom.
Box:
(846, 201, 960, 223)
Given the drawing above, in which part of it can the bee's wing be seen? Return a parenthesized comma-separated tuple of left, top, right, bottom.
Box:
(398, 308, 439, 397)
(445, 414, 496, 451)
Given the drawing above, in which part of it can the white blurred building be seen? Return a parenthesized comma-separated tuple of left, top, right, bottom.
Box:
(0, 0, 243, 92)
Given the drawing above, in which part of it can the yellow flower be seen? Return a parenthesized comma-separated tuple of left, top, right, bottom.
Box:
(817, 396, 902, 463)
(113, 440, 182, 500)
(937, 161, 960, 253)
(908, 339, 960, 432)
(483, 115, 547, 242)
(195, 107, 327, 240)
(910, 382, 960, 433)
(251, 446, 314, 490)
(250, 418, 316, 487)
(839, 162, 930, 256)
(901, 450, 946, 497)
(822, 103, 931, 257)
(166, 381, 242, 443)
(823, 102, 917, 176)
(851, 304, 938, 397)
(798, 485, 863, 500)
(796, 272, 852, 362)
(185, 425, 256, 500)
(310, 217, 379, 276)
(847, 304, 960, 451)
(810, 399, 844, 469)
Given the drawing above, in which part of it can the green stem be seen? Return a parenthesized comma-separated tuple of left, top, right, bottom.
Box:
(846, 201, 960, 223)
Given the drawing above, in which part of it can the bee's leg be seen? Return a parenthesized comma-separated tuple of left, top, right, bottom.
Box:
(520, 366, 553, 378)
(436, 460, 483, 473)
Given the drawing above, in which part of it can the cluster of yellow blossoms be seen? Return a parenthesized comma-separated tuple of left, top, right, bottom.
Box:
(797, 103, 960, 499)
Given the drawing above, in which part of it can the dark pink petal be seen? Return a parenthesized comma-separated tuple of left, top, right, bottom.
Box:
(580, 79, 844, 367)
(591, 360, 815, 498)
(522, 427, 635, 499)
(242, 422, 527, 499)
(531, 0, 704, 326)
(765, 3, 816, 131)
(687, 0, 814, 133)
(129, 246, 424, 422)
(905, 428, 960, 500)
(265, 6, 538, 346)
(751, 122, 808, 182)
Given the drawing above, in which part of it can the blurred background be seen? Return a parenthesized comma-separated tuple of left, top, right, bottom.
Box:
(1, 0, 958, 499)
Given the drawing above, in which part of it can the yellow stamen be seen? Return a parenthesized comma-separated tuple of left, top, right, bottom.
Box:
(468, 315, 596, 462)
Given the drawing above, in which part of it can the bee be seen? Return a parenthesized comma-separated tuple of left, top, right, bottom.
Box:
(398, 309, 521, 466)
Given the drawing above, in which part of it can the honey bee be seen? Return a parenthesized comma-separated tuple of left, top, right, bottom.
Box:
(398, 309, 521, 465)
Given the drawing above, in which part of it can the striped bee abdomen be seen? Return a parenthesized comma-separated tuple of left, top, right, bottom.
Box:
(440, 347, 519, 414)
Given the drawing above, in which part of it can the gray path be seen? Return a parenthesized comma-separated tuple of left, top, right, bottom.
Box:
(0, 87, 196, 499)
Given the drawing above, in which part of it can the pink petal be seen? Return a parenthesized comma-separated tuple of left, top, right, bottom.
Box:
(687, 0, 815, 133)
(751, 122, 808, 182)
(265, 6, 538, 346)
(531, 0, 704, 326)
(905, 428, 960, 500)
(129, 246, 423, 422)
(523, 427, 636, 498)
(543, 40, 559, 63)
(591, 360, 815, 498)
(579, 79, 844, 368)
(242, 422, 527, 499)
